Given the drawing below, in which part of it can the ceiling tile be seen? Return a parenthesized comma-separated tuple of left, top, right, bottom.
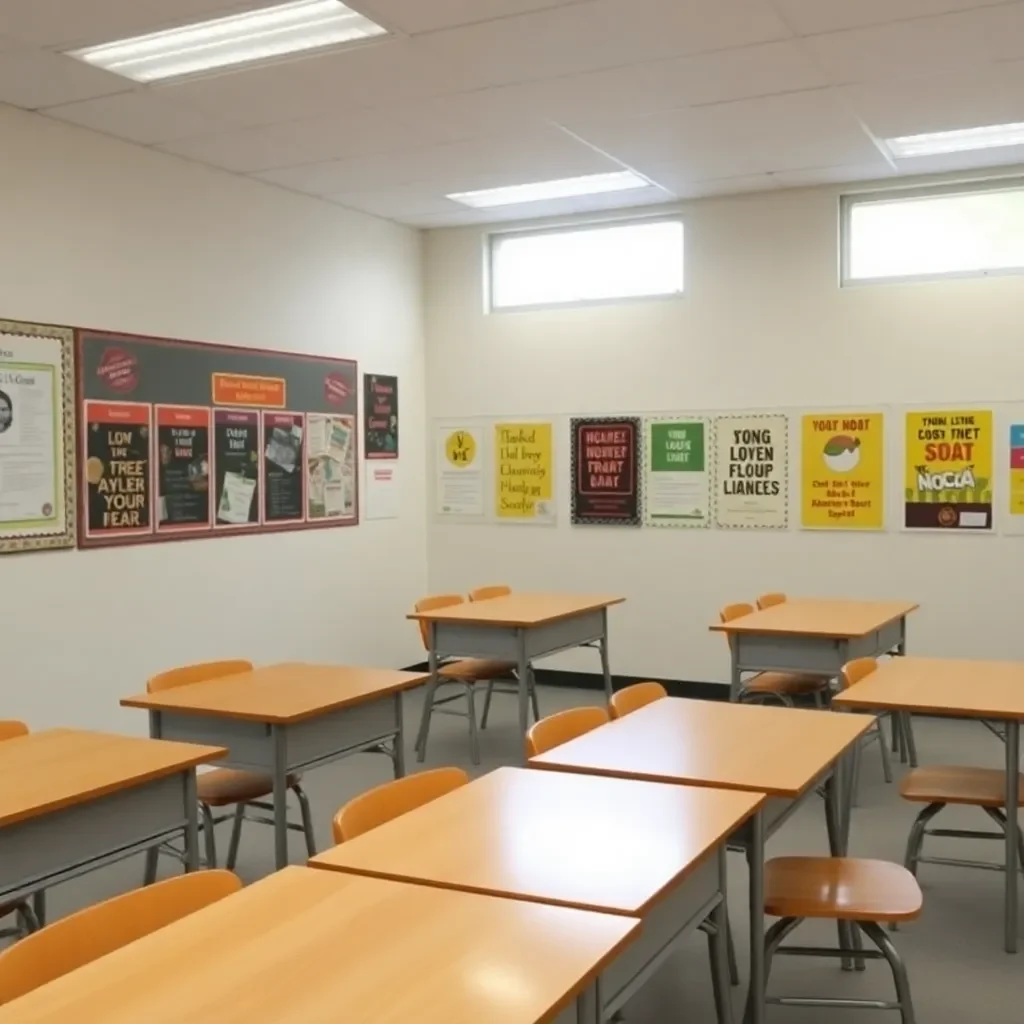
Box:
(773, 0, 1018, 36)
(416, 0, 792, 91)
(0, 1, 264, 49)
(256, 127, 620, 195)
(0, 48, 128, 108)
(328, 186, 462, 219)
(566, 88, 884, 186)
(804, 3, 1024, 84)
(768, 162, 898, 189)
(43, 90, 233, 145)
(356, 0, 591, 34)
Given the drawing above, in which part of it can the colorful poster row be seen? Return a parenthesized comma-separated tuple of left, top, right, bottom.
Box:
(437, 409, 1024, 533)
(84, 402, 356, 541)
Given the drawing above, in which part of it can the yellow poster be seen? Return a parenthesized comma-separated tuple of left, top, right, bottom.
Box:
(495, 422, 554, 522)
(801, 413, 884, 529)
(904, 409, 992, 530)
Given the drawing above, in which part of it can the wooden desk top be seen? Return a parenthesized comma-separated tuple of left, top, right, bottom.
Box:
(0, 867, 639, 1024)
(833, 657, 1024, 721)
(408, 593, 625, 628)
(310, 766, 762, 916)
(709, 599, 918, 638)
(0, 729, 225, 829)
(121, 663, 429, 724)
(529, 699, 873, 798)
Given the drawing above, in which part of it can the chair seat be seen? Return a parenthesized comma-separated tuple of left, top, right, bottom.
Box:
(764, 857, 923, 923)
(743, 671, 827, 697)
(438, 658, 516, 682)
(197, 769, 300, 807)
(900, 766, 1024, 808)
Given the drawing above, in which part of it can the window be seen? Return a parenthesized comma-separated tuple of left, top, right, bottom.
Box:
(488, 218, 684, 311)
(842, 181, 1024, 284)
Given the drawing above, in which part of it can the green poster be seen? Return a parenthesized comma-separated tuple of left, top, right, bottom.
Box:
(645, 419, 711, 527)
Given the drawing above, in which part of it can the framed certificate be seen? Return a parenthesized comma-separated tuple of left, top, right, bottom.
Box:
(0, 319, 76, 553)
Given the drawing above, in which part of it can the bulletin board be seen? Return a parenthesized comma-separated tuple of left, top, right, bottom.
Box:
(76, 328, 358, 548)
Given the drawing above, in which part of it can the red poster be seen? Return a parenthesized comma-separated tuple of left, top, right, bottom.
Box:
(571, 417, 642, 526)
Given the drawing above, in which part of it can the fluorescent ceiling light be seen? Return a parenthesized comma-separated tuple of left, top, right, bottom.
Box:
(65, 0, 387, 83)
(448, 171, 651, 209)
(886, 122, 1024, 158)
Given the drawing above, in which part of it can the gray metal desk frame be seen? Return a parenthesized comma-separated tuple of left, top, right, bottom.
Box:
(0, 769, 201, 927)
(421, 606, 613, 760)
(148, 691, 405, 870)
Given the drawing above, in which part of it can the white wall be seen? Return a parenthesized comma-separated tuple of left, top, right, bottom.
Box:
(424, 185, 1024, 686)
(0, 103, 427, 731)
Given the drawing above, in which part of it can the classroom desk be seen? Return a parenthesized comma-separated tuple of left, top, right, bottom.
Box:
(833, 657, 1024, 955)
(408, 593, 624, 759)
(121, 663, 429, 869)
(311, 766, 762, 1022)
(0, 729, 224, 925)
(528, 699, 873, 1024)
(0, 866, 638, 1024)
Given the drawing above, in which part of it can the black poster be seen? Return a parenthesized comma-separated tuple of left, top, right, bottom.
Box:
(156, 406, 211, 531)
(84, 401, 153, 538)
(364, 373, 398, 459)
(263, 412, 304, 523)
(570, 417, 642, 526)
(213, 409, 260, 527)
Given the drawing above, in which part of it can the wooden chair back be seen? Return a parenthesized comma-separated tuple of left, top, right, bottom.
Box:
(610, 682, 667, 720)
(332, 767, 470, 843)
(756, 592, 787, 610)
(0, 721, 28, 743)
(148, 660, 254, 693)
(526, 706, 610, 758)
(720, 602, 755, 624)
(413, 594, 464, 649)
(0, 870, 242, 1005)
(840, 657, 877, 690)
(469, 585, 511, 602)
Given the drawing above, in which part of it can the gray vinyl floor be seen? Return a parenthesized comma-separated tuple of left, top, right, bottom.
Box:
(18, 686, 1024, 1022)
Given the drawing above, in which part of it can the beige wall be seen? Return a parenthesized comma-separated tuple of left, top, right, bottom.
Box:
(424, 184, 1024, 685)
(0, 103, 427, 731)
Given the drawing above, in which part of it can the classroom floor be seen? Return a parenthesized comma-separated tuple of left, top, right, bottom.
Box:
(27, 686, 1022, 1022)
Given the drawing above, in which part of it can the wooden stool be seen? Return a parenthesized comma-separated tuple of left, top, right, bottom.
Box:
(758, 857, 922, 1024)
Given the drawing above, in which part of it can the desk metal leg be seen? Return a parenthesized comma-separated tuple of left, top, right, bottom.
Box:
(744, 811, 765, 1024)
(710, 848, 735, 1024)
(271, 725, 288, 871)
(598, 609, 613, 703)
(31, 890, 46, 929)
(517, 628, 530, 765)
(184, 771, 199, 872)
(576, 980, 601, 1024)
(729, 636, 741, 703)
(393, 691, 406, 779)
(1005, 720, 1020, 954)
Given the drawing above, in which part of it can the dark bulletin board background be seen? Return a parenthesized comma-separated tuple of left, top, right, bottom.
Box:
(77, 328, 359, 548)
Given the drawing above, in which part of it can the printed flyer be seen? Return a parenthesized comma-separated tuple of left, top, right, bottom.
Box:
(714, 414, 788, 529)
(437, 426, 484, 516)
(904, 409, 992, 530)
(644, 418, 710, 527)
(1009, 421, 1024, 535)
(800, 412, 884, 530)
(495, 422, 554, 523)
(570, 417, 641, 526)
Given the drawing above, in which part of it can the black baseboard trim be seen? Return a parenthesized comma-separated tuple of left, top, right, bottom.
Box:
(402, 663, 729, 702)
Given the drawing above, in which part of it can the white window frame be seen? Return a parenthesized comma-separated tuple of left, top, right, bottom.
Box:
(486, 214, 685, 313)
(840, 178, 1024, 287)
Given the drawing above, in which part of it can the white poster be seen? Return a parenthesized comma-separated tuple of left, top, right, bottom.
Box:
(644, 417, 711, 527)
(437, 426, 484, 516)
(365, 461, 399, 521)
(714, 414, 789, 529)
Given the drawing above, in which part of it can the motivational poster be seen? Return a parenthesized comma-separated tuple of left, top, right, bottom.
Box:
(155, 406, 211, 533)
(644, 418, 710, 527)
(904, 409, 992, 530)
(571, 417, 641, 526)
(364, 373, 398, 459)
(213, 409, 260, 528)
(262, 411, 304, 524)
(437, 426, 484, 516)
(83, 401, 152, 539)
(306, 413, 356, 521)
(495, 422, 554, 523)
(800, 412, 884, 530)
(1009, 422, 1024, 535)
(714, 414, 788, 529)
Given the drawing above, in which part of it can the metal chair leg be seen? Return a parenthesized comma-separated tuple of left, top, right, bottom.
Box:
(414, 677, 439, 763)
(16, 902, 39, 935)
(225, 803, 246, 871)
(704, 919, 733, 1024)
(480, 679, 496, 730)
(904, 803, 944, 877)
(748, 915, 802, 1020)
(465, 683, 481, 766)
(726, 914, 740, 987)
(144, 846, 160, 885)
(902, 713, 919, 768)
(859, 921, 917, 1024)
(200, 803, 217, 869)
(529, 667, 541, 723)
(293, 782, 317, 858)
